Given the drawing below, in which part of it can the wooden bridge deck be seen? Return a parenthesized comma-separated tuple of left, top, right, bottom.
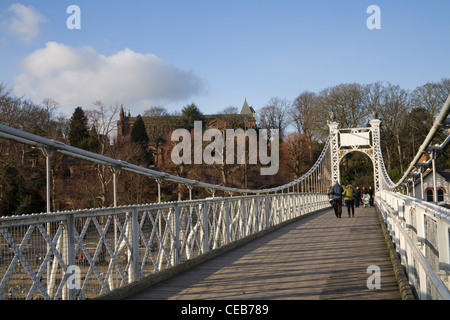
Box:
(126, 206, 402, 300)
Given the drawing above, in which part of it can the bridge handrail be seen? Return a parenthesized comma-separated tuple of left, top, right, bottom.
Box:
(380, 94, 450, 190)
(0, 192, 329, 300)
(376, 190, 450, 299)
(0, 123, 330, 195)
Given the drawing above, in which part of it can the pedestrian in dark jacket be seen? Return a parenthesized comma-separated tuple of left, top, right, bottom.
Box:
(355, 186, 361, 207)
(330, 182, 344, 218)
(368, 186, 374, 206)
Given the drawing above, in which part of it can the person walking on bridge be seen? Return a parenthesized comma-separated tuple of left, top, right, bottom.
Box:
(330, 182, 344, 218)
(343, 185, 356, 217)
(355, 186, 361, 208)
(368, 186, 374, 207)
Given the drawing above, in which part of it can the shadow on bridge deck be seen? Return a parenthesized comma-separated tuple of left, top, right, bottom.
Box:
(124, 206, 403, 300)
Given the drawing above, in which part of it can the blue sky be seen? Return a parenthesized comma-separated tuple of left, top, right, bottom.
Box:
(1, 1, 449, 117)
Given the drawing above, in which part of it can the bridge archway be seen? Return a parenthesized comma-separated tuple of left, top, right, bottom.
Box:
(339, 150, 374, 188)
(328, 117, 382, 192)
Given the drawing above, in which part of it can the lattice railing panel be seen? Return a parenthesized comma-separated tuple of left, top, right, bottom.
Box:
(0, 193, 329, 300)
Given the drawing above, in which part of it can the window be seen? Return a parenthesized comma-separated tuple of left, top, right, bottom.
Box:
(426, 189, 433, 202)
(438, 189, 444, 202)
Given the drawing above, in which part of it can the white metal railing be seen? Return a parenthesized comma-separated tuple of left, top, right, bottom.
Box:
(376, 190, 450, 300)
(0, 123, 331, 199)
(0, 192, 328, 300)
(1, 93, 446, 300)
(0, 119, 332, 300)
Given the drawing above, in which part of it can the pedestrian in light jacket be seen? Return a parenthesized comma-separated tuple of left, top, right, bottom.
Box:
(343, 185, 356, 217)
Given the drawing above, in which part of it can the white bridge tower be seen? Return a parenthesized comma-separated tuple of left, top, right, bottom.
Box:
(328, 114, 383, 192)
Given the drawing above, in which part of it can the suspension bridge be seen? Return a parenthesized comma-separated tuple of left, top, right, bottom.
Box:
(0, 95, 449, 300)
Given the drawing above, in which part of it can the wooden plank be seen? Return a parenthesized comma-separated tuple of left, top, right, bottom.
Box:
(127, 206, 402, 300)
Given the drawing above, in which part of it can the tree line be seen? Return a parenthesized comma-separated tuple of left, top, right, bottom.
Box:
(0, 78, 449, 215)
(259, 79, 450, 187)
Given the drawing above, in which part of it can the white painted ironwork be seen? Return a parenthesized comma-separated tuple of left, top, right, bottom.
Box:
(327, 118, 382, 192)
(373, 94, 450, 300)
(340, 131, 370, 147)
(0, 94, 449, 300)
(376, 191, 450, 299)
(0, 123, 330, 198)
(0, 120, 332, 300)
(324, 94, 450, 300)
(0, 193, 328, 300)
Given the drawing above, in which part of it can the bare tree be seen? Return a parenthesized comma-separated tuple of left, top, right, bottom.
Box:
(85, 101, 120, 207)
(143, 106, 169, 117)
(142, 106, 170, 167)
(378, 83, 411, 174)
(316, 83, 369, 132)
(257, 97, 292, 140)
(290, 91, 318, 159)
(42, 98, 60, 126)
(220, 106, 239, 114)
(363, 81, 385, 118)
(411, 78, 450, 118)
(0, 84, 20, 127)
(209, 106, 248, 186)
(283, 132, 310, 180)
(87, 101, 120, 155)
(291, 91, 316, 136)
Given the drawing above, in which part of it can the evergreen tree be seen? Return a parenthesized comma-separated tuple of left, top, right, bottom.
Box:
(178, 103, 205, 131)
(68, 107, 90, 149)
(88, 125, 101, 152)
(131, 115, 149, 146)
(131, 115, 151, 163)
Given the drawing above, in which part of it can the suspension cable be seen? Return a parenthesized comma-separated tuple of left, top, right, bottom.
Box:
(0, 123, 330, 195)
(379, 94, 450, 190)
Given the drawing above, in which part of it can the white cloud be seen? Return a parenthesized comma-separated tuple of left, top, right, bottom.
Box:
(5, 3, 45, 43)
(13, 42, 207, 113)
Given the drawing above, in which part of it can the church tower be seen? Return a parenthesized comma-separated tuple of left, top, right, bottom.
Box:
(240, 98, 255, 117)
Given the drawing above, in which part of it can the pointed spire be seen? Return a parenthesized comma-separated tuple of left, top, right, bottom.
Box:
(240, 98, 255, 115)
(119, 104, 124, 120)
